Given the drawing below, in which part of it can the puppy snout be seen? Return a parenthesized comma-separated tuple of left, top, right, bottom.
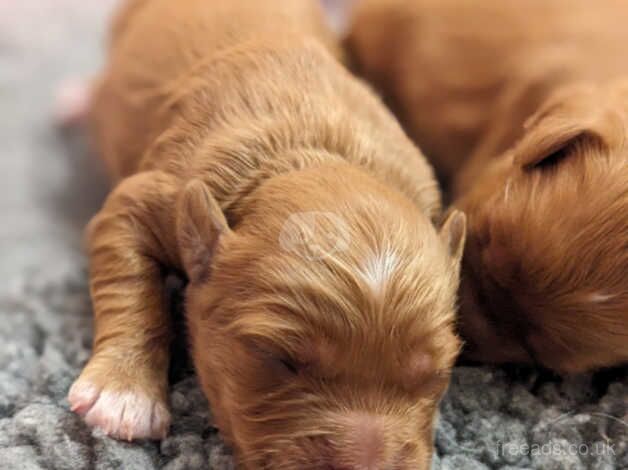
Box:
(330, 412, 389, 470)
(301, 413, 416, 470)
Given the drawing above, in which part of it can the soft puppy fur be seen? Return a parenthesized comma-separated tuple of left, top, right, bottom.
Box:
(348, 0, 628, 373)
(67, 0, 466, 468)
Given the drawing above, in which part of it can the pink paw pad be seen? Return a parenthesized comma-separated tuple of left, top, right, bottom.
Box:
(68, 379, 171, 441)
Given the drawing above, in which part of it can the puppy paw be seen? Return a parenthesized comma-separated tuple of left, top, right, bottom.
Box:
(69, 377, 171, 441)
(54, 78, 92, 129)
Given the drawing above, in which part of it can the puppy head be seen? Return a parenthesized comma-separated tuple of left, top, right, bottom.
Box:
(455, 83, 628, 373)
(177, 168, 464, 469)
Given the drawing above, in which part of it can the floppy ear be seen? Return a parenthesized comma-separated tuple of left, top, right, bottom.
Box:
(514, 86, 624, 169)
(176, 180, 232, 283)
(439, 210, 466, 267)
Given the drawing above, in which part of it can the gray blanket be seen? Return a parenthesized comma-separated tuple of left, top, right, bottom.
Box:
(0, 1, 625, 469)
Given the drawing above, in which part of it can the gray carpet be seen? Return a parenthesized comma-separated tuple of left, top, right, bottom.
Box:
(0, 1, 626, 469)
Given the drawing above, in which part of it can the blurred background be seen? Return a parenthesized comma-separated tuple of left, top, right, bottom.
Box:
(0, 0, 115, 279)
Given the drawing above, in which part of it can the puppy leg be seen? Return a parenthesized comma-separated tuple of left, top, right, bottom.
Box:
(69, 171, 180, 440)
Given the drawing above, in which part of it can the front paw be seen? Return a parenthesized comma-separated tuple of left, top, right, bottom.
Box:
(68, 362, 171, 440)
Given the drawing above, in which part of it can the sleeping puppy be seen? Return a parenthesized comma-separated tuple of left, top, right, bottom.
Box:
(348, 0, 628, 373)
(67, 0, 466, 468)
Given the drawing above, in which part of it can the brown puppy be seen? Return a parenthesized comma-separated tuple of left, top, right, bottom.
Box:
(67, 0, 466, 468)
(348, 0, 628, 373)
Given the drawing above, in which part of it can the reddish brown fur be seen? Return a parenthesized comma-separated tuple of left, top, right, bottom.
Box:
(69, 0, 466, 468)
(348, 0, 628, 373)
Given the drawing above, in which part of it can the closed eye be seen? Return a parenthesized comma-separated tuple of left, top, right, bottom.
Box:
(241, 336, 313, 378)
(279, 358, 299, 375)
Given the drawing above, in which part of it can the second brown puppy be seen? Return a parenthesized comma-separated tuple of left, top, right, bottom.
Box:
(349, 0, 628, 373)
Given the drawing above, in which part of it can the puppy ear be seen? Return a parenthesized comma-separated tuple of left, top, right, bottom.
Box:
(176, 180, 232, 283)
(439, 210, 467, 266)
(514, 85, 624, 169)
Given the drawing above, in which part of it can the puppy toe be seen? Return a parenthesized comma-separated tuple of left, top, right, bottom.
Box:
(68, 379, 101, 415)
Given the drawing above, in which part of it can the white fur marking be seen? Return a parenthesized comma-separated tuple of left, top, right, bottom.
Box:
(587, 292, 616, 303)
(360, 250, 398, 296)
(503, 178, 513, 203)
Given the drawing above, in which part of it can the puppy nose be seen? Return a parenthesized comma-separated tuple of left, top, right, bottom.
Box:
(334, 412, 386, 470)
